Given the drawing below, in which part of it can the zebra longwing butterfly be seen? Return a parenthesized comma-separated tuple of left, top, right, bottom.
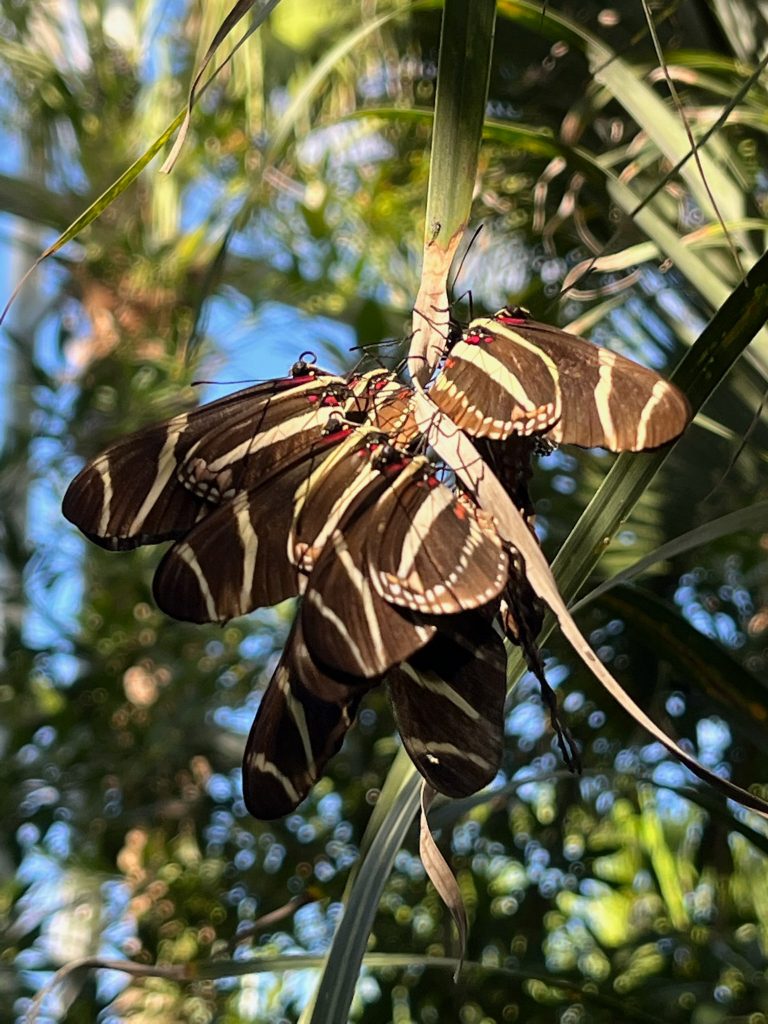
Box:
(62, 361, 350, 550)
(431, 307, 690, 450)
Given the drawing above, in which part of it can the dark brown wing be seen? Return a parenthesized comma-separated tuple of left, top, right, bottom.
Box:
(387, 612, 507, 798)
(62, 371, 347, 549)
(430, 316, 561, 440)
(369, 457, 509, 615)
(152, 432, 352, 623)
(300, 456, 436, 678)
(432, 307, 690, 450)
(499, 312, 690, 451)
(242, 621, 366, 819)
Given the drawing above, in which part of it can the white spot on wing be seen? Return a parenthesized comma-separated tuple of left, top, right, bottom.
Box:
(405, 738, 494, 773)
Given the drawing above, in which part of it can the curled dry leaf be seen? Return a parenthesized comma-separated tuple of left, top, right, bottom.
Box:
(419, 783, 467, 981)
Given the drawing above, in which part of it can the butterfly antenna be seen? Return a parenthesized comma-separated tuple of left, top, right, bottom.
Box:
(449, 224, 484, 299)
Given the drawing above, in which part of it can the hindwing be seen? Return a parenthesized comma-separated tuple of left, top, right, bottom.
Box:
(369, 458, 509, 614)
(387, 612, 507, 798)
(431, 316, 561, 440)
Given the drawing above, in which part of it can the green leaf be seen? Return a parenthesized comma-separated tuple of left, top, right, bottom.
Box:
(574, 501, 768, 612)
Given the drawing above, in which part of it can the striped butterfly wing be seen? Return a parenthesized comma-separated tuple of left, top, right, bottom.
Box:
(432, 307, 690, 450)
(369, 458, 509, 615)
(301, 452, 437, 678)
(242, 621, 368, 819)
(290, 428, 392, 575)
(387, 612, 507, 798)
(289, 615, 381, 703)
(495, 310, 691, 451)
(151, 430, 358, 623)
(62, 369, 347, 550)
(430, 314, 561, 440)
(177, 377, 353, 500)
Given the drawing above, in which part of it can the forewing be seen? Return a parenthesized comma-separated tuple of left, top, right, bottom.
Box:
(152, 435, 350, 623)
(62, 371, 346, 549)
(497, 313, 690, 451)
(62, 410, 208, 550)
(387, 613, 507, 798)
(301, 471, 436, 677)
(179, 377, 351, 499)
(242, 630, 364, 819)
(290, 429, 388, 574)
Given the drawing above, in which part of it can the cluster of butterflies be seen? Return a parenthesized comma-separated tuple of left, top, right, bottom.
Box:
(63, 307, 690, 819)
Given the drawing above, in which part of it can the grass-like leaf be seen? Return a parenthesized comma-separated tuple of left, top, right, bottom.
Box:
(573, 500, 768, 611)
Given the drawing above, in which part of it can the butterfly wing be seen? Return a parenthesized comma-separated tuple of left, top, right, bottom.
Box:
(430, 316, 562, 440)
(63, 371, 347, 549)
(387, 612, 507, 798)
(152, 432, 352, 622)
(369, 458, 509, 614)
(242, 621, 367, 819)
(505, 314, 691, 451)
(432, 308, 690, 450)
(301, 456, 436, 677)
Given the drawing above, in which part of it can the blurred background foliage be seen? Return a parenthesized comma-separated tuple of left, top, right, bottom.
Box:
(1, 0, 768, 1021)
